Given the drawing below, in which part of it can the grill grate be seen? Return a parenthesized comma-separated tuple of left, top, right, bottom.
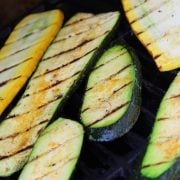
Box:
(0, 0, 176, 179)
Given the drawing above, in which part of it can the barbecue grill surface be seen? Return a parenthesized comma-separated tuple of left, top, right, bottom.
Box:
(0, 0, 176, 179)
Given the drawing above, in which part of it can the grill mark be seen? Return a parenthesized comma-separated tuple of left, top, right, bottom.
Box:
(33, 47, 97, 79)
(82, 81, 132, 113)
(169, 94, 180, 99)
(0, 39, 46, 60)
(37, 95, 63, 109)
(141, 161, 170, 169)
(0, 145, 33, 161)
(14, 18, 42, 31)
(129, 1, 169, 24)
(87, 101, 130, 127)
(113, 81, 133, 94)
(93, 49, 127, 71)
(42, 30, 109, 62)
(154, 54, 162, 60)
(53, 14, 115, 44)
(0, 76, 22, 88)
(125, 0, 148, 13)
(64, 15, 95, 27)
(29, 134, 82, 163)
(0, 57, 32, 74)
(157, 116, 180, 121)
(0, 119, 49, 141)
(23, 71, 81, 98)
(36, 157, 77, 179)
(6, 95, 62, 120)
(5, 23, 57, 46)
(86, 64, 132, 91)
(157, 117, 169, 121)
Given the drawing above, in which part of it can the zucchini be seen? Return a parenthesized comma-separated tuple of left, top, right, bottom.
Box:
(139, 72, 180, 179)
(80, 44, 141, 141)
(0, 11, 120, 176)
(122, 0, 180, 71)
(0, 10, 63, 116)
(19, 118, 84, 180)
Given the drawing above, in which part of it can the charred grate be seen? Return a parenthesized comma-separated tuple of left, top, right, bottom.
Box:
(0, 0, 177, 180)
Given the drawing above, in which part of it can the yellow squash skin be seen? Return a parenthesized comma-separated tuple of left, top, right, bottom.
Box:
(122, 0, 180, 71)
(0, 10, 64, 116)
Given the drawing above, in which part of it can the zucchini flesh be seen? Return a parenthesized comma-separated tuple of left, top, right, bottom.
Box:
(141, 72, 180, 179)
(0, 11, 120, 176)
(19, 118, 84, 180)
(0, 10, 63, 116)
(81, 45, 141, 141)
(122, 0, 180, 71)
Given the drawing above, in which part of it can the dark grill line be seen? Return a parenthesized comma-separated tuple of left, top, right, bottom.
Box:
(0, 76, 22, 88)
(93, 49, 127, 71)
(64, 15, 94, 27)
(37, 95, 63, 109)
(87, 101, 130, 127)
(6, 94, 62, 120)
(141, 161, 170, 169)
(23, 70, 81, 98)
(33, 47, 97, 79)
(0, 145, 33, 161)
(169, 94, 180, 99)
(42, 30, 109, 62)
(82, 81, 132, 113)
(0, 119, 49, 141)
(0, 57, 32, 74)
(5, 23, 57, 46)
(29, 134, 82, 163)
(129, 1, 169, 24)
(86, 64, 132, 91)
(52, 15, 115, 44)
(157, 116, 180, 121)
(0, 39, 46, 61)
(37, 157, 77, 179)
(125, 0, 148, 13)
(154, 54, 163, 60)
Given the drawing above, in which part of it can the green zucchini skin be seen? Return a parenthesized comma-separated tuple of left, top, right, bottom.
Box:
(81, 44, 141, 142)
(19, 118, 84, 180)
(133, 72, 180, 180)
(0, 12, 121, 177)
(132, 152, 180, 180)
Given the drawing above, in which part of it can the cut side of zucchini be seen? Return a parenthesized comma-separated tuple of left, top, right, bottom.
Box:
(0, 11, 120, 176)
(19, 118, 84, 180)
(140, 72, 180, 179)
(81, 44, 141, 141)
(122, 0, 180, 71)
(0, 10, 63, 116)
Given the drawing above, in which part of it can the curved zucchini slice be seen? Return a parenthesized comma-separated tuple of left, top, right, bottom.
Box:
(140, 72, 180, 179)
(0, 11, 120, 176)
(122, 0, 180, 71)
(19, 118, 84, 180)
(80, 44, 141, 141)
(0, 10, 63, 116)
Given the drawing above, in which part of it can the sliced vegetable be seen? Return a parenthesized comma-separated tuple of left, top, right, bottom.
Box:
(19, 118, 84, 180)
(81, 44, 141, 141)
(0, 11, 120, 176)
(0, 10, 63, 115)
(140, 72, 180, 179)
(122, 0, 180, 71)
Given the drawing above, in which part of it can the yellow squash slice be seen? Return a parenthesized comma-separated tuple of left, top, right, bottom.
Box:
(122, 0, 180, 71)
(0, 9, 64, 116)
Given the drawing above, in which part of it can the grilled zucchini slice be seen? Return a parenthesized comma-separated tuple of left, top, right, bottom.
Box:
(0, 10, 63, 116)
(122, 0, 180, 71)
(140, 72, 180, 179)
(81, 44, 141, 141)
(0, 11, 120, 176)
(19, 118, 84, 180)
